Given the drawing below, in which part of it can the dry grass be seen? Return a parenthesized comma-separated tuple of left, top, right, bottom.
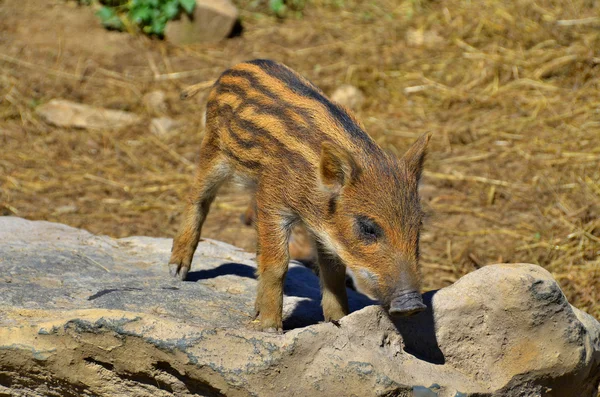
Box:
(0, 0, 598, 318)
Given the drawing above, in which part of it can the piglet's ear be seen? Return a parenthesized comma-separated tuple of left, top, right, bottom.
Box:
(401, 132, 431, 181)
(319, 141, 361, 193)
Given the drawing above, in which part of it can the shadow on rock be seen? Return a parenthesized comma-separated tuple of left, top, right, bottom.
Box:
(391, 290, 445, 365)
(283, 298, 324, 329)
(284, 266, 376, 329)
(187, 262, 376, 330)
(186, 263, 256, 281)
(187, 263, 440, 357)
(186, 263, 318, 300)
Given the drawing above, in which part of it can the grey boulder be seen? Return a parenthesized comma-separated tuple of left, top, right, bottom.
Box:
(0, 217, 598, 396)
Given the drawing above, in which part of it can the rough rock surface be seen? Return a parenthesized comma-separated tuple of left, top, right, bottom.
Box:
(0, 217, 599, 397)
(165, 0, 239, 45)
(36, 99, 142, 130)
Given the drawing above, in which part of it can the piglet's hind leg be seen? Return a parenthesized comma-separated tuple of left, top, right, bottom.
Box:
(169, 147, 229, 280)
(317, 246, 349, 322)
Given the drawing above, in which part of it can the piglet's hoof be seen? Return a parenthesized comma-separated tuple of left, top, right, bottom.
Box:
(168, 263, 189, 281)
(263, 327, 283, 334)
(250, 319, 283, 334)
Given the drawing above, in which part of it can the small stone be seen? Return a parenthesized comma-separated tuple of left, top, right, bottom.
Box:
(53, 205, 77, 215)
(165, 0, 239, 45)
(406, 28, 444, 48)
(330, 84, 365, 111)
(36, 99, 141, 130)
(142, 90, 168, 116)
(150, 117, 183, 137)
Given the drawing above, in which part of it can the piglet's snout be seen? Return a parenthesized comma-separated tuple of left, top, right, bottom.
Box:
(388, 290, 426, 317)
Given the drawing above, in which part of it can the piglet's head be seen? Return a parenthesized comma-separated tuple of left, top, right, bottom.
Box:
(317, 133, 431, 317)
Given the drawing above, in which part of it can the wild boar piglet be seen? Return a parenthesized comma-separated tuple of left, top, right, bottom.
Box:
(169, 59, 431, 332)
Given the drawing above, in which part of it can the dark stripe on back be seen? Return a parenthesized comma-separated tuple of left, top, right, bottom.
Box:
(233, 111, 312, 169)
(221, 147, 261, 170)
(217, 72, 317, 128)
(214, 102, 312, 170)
(219, 69, 283, 104)
(226, 124, 258, 149)
(218, 104, 258, 149)
(246, 59, 376, 148)
(216, 82, 322, 150)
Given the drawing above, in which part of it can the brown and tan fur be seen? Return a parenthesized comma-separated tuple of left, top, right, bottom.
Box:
(169, 59, 430, 332)
(241, 197, 317, 263)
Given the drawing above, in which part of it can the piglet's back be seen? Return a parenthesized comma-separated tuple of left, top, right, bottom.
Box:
(205, 59, 380, 177)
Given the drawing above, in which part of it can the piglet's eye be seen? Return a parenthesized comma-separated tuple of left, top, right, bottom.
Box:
(355, 216, 383, 243)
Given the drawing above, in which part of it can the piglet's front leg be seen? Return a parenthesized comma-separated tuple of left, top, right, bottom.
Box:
(253, 206, 291, 334)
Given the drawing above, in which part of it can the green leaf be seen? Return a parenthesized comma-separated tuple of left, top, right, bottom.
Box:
(179, 0, 196, 14)
(150, 17, 167, 35)
(129, 6, 152, 24)
(162, 0, 180, 19)
(96, 6, 116, 21)
(269, 0, 286, 16)
(95, 6, 124, 30)
(87, 0, 188, 37)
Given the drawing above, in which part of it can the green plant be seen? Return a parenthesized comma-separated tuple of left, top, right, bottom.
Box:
(268, 0, 305, 18)
(85, 0, 196, 37)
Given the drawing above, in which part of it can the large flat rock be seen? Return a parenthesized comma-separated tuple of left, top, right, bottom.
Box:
(0, 217, 599, 396)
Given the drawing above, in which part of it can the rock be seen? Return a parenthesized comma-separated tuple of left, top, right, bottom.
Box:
(0, 217, 599, 396)
(330, 84, 365, 111)
(52, 205, 78, 215)
(405, 28, 444, 48)
(428, 265, 600, 396)
(150, 117, 184, 137)
(165, 0, 239, 45)
(143, 90, 169, 116)
(36, 99, 141, 130)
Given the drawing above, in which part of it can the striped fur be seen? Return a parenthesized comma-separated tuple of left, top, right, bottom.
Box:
(169, 60, 431, 331)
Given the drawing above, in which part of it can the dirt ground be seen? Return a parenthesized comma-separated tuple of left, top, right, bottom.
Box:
(1, 0, 599, 319)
